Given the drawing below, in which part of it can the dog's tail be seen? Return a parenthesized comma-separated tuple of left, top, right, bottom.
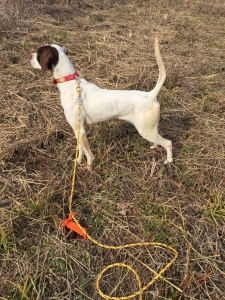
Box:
(150, 38, 166, 98)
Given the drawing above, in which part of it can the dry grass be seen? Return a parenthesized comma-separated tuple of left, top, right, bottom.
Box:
(1, 0, 225, 299)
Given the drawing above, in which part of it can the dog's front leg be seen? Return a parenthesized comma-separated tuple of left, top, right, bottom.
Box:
(75, 129, 94, 170)
(77, 144, 84, 164)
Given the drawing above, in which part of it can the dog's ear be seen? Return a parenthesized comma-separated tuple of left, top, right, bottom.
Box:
(37, 46, 59, 72)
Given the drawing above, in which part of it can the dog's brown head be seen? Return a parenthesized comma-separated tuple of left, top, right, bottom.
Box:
(29, 44, 68, 72)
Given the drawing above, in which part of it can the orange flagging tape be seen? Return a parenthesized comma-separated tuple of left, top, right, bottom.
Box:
(61, 212, 87, 240)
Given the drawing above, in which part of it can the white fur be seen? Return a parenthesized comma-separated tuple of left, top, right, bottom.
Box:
(29, 53, 41, 69)
(29, 39, 173, 169)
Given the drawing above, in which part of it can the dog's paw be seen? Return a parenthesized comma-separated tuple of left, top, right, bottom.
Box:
(87, 164, 92, 171)
(164, 158, 173, 164)
(77, 157, 83, 165)
(150, 144, 158, 150)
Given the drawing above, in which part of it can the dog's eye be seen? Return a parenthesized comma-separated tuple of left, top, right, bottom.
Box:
(57, 44, 68, 55)
(62, 47, 69, 55)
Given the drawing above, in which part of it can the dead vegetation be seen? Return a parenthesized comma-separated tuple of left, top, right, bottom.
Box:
(0, 0, 225, 299)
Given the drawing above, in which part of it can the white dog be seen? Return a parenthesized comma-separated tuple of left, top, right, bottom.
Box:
(29, 38, 173, 169)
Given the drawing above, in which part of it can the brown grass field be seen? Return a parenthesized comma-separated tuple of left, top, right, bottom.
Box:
(1, 0, 225, 299)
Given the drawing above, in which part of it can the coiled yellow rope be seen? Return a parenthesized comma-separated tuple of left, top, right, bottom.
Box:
(66, 79, 180, 299)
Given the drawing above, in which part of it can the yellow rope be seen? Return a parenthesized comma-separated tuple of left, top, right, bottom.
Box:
(68, 78, 82, 213)
(68, 102, 81, 213)
(67, 79, 180, 299)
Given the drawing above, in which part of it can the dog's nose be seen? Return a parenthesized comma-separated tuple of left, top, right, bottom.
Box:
(28, 54, 33, 60)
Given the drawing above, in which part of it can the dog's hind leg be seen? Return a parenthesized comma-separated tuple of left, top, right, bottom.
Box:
(151, 134, 172, 164)
(141, 131, 173, 164)
(134, 104, 173, 164)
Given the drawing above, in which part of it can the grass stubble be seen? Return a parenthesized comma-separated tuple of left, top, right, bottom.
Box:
(0, 0, 225, 299)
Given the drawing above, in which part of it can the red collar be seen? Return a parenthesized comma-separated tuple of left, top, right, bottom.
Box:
(52, 71, 79, 85)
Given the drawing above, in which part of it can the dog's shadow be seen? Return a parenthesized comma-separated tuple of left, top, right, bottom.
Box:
(160, 112, 197, 157)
